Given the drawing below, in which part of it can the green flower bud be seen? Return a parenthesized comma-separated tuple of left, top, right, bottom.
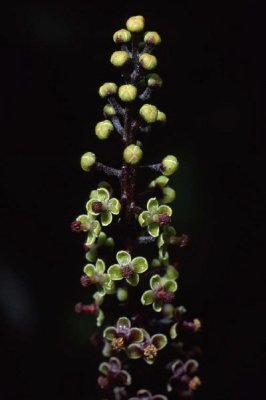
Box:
(118, 84, 137, 102)
(117, 287, 128, 302)
(139, 104, 158, 123)
(95, 120, 114, 140)
(146, 73, 163, 88)
(113, 29, 132, 43)
(139, 53, 157, 70)
(110, 51, 130, 67)
(162, 187, 176, 203)
(144, 31, 162, 45)
(126, 15, 145, 32)
(123, 144, 143, 165)
(99, 82, 117, 98)
(80, 152, 96, 172)
(161, 155, 179, 176)
(103, 104, 116, 118)
(157, 111, 167, 123)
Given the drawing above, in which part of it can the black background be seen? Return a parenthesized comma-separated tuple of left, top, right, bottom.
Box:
(1, 1, 265, 400)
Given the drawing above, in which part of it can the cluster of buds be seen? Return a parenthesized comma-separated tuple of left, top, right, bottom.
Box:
(71, 14, 202, 400)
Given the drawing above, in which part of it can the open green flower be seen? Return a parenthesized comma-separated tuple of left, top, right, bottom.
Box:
(127, 329, 167, 365)
(86, 188, 121, 226)
(141, 274, 178, 312)
(138, 198, 172, 237)
(71, 214, 101, 245)
(103, 316, 144, 351)
(107, 251, 148, 286)
(83, 258, 115, 295)
(148, 175, 176, 204)
(98, 357, 132, 389)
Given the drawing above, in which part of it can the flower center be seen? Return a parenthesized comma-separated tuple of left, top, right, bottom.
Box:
(155, 289, 175, 303)
(111, 336, 125, 350)
(117, 325, 131, 339)
(121, 264, 134, 279)
(143, 344, 158, 360)
(92, 201, 104, 213)
(158, 213, 171, 226)
(70, 220, 82, 232)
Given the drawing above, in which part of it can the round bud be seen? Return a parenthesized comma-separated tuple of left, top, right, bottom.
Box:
(161, 155, 179, 176)
(126, 15, 145, 32)
(117, 288, 128, 302)
(146, 73, 163, 88)
(110, 51, 130, 67)
(95, 120, 114, 140)
(139, 104, 158, 123)
(103, 104, 116, 118)
(118, 84, 137, 102)
(98, 82, 117, 98)
(157, 111, 167, 123)
(162, 187, 176, 203)
(144, 31, 162, 45)
(123, 144, 143, 165)
(139, 53, 157, 70)
(113, 29, 132, 43)
(80, 152, 96, 172)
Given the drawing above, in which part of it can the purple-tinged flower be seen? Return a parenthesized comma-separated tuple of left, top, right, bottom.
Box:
(141, 274, 177, 312)
(103, 316, 144, 351)
(127, 329, 167, 364)
(129, 389, 167, 400)
(167, 358, 201, 395)
(98, 357, 131, 390)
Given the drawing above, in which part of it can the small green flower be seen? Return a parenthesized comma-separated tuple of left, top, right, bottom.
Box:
(108, 250, 148, 286)
(127, 329, 167, 365)
(157, 225, 178, 248)
(85, 231, 114, 262)
(83, 258, 115, 296)
(148, 176, 176, 204)
(93, 291, 105, 327)
(141, 274, 178, 312)
(86, 188, 121, 226)
(103, 316, 144, 351)
(71, 214, 101, 245)
(138, 198, 172, 237)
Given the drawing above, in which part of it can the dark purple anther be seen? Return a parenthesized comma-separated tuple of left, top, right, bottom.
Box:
(158, 213, 171, 226)
(71, 220, 82, 232)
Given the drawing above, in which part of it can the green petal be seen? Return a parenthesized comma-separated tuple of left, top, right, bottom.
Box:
(153, 299, 163, 312)
(97, 187, 110, 201)
(97, 285, 106, 296)
(90, 189, 98, 199)
(157, 234, 165, 248)
(171, 359, 183, 373)
(141, 290, 154, 305)
(86, 199, 99, 215)
(92, 220, 101, 235)
(93, 291, 104, 305)
(126, 344, 143, 359)
(155, 175, 169, 187)
(141, 328, 151, 340)
(138, 211, 151, 227)
(151, 333, 168, 350)
(102, 341, 112, 357)
(96, 258, 106, 273)
(103, 326, 117, 340)
(169, 322, 178, 339)
(132, 256, 148, 274)
(166, 265, 179, 280)
(130, 328, 144, 343)
(96, 309, 105, 327)
(85, 248, 97, 262)
(116, 316, 131, 329)
(107, 264, 123, 280)
(86, 232, 96, 245)
(162, 187, 176, 203)
(97, 231, 107, 245)
(83, 264, 96, 277)
(147, 197, 159, 212)
(164, 280, 178, 293)
(101, 211, 113, 226)
(157, 205, 172, 216)
(76, 214, 90, 224)
(158, 248, 169, 264)
(144, 357, 155, 365)
(98, 362, 109, 375)
(148, 222, 160, 237)
(108, 198, 121, 215)
(116, 250, 131, 265)
(150, 274, 162, 290)
(126, 272, 139, 286)
(184, 359, 199, 374)
(104, 279, 116, 294)
(119, 371, 131, 386)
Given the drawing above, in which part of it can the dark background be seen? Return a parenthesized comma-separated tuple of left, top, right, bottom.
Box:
(1, 1, 265, 399)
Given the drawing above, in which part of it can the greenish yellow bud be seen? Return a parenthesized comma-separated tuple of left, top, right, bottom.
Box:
(139, 53, 157, 70)
(103, 104, 116, 118)
(110, 51, 130, 67)
(126, 15, 145, 32)
(157, 111, 167, 123)
(144, 31, 162, 45)
(161, 155, 179, 176)
(95, 120, 114, 140)
(123, 144, 143, 165)
(162, 187, 176, 203)
(80, 152, 96, 172)
(117, 288, 128, 301)
(118, 84, 137, 102)
(99, 82, 117, 98)
(146, 73, 163, 88)
(139, 104, 158, 123)
(113, 29, 132, 43)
